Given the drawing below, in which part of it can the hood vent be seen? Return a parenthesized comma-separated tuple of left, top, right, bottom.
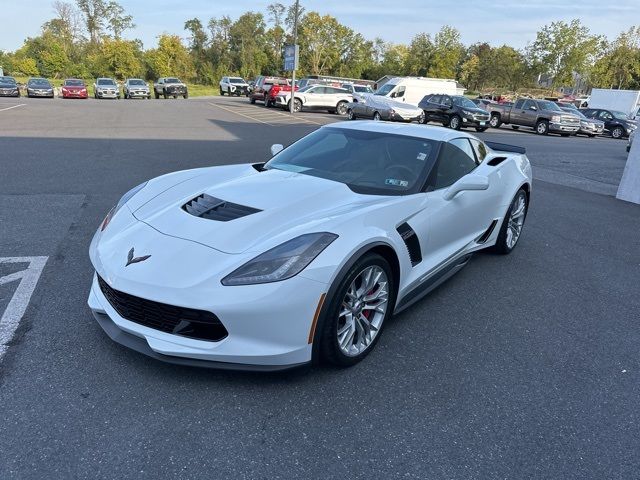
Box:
(182, 193, 261, 222)
(397, 222, 422, 267)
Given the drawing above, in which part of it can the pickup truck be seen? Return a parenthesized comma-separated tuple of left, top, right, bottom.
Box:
(249, 76, 292, 106)
(488, 98, 580, 136)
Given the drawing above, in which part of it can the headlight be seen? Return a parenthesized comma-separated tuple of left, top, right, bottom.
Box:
(551, 115, 561, 122)
(462, 110, 473, 116)
(580, 121, 587, 127)
(221, 232, 338, 286)
(628, 123, 637, 130)
(100, 181, 148, 231)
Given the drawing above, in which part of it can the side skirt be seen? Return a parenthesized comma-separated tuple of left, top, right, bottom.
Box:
(394, 254, 473, 314)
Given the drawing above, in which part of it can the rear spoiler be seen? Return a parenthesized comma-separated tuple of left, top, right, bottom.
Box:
(485, 141, 526, 155)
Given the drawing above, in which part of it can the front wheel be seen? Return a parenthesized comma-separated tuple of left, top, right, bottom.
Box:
(290, 98, 302, 112)
(163, 92, 168, 99)
(219, 87, 225, 96)
(183, 93, 188, 99)
(536, 120, 549, 135)
(489, 114, 502, 128)
(373, 111, 381, 121)
(492, 188, 528, 254)
(448, 115, 462, 130)
(336, 101, 348, 115)
(347, 108, 356, 120)
(419, 111, 428, 124)
(612, 126, 625, 139)
(318, 253, 396, 367)
(154, 91, 159, 99)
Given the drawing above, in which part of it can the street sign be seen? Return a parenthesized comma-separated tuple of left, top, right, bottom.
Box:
(284, 45, 299, 72)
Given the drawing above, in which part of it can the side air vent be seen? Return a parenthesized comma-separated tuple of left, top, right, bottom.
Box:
(182, 193, 261, 221)
(487, 156, 507, 166)
(476, 219, 498, 244)
(397, 222, 422, 267)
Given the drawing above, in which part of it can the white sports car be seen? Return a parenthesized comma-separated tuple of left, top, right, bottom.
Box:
(88, 122, 532, 370)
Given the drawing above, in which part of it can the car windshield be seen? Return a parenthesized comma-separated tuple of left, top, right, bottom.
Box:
(611, 110, 630, 120)
(375, 83, 395, 96)
(166, 78, 181, 83)
(537, 100, 562, 111)
(97, 79, 115, 86)
(265, 127, 438, 195)
(353, 85, 373, 93)
(64, 79, 84, 86)
(30, 79, 50, 86)
(564, 108, 586, 119)
(453, 97, 478, 108)
(229, 78, 245, 84)
(128, 79, 146, 86)
(0, 76, 16, 84)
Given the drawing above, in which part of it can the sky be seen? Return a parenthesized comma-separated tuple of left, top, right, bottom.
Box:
(1, 0, 639, 52)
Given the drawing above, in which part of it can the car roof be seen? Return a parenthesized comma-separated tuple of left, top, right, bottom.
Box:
(323, 121, 474, 142)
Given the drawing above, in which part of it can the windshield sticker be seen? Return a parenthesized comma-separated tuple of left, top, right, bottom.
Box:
(417, 152, 427, 161)
(385, 178, 409, 187)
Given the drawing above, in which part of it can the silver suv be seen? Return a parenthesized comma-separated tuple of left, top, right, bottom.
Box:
(94, 78, 120, 99)
(123, 78, 150, 99)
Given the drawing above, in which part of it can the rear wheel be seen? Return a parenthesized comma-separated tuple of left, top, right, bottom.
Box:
(183, 93, 188, 99)
(290, 98, 302, 112)
(347, 108, 356, 120)
(489, 114, 502, 128)
(318, 253, 395, 367)
(448, 115, 462, 130)
(419, 111, 427, 124)
(336, 101, 348, 115)
(492, 188, 528, 254)
(219, 87, 224, 96)
(536, 120, 549, 135)
(154, 91, 159, 99)
(250, 96, 256, 104)
(163, 92, 168, 99)
(373, 111, 381, 121)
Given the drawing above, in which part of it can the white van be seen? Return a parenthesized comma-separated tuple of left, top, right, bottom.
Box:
(373, 77, 460, 106)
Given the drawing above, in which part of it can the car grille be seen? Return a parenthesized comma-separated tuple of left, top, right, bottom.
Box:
(98, 275, 228, 342)
(182, 193, 261, 221)
(561, 115, 580, 125)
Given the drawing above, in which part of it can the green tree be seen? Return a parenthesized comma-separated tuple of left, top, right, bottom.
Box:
(228, 12, 269, 79)
(106, 1, 135, 39)
(90, 38, 143, 78)
(145, 34, 195, 79)
(184, 18, 213, 83)
(405, 33, 433, 76)
(428, 26, 464, 78)
(13, 57, 39, 76)
(590, 27, 640, 89)
(76, 0, 109, 44)
(528, 19, 601, 90)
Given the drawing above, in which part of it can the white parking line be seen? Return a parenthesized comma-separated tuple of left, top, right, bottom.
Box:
(0, 103, 26, 112)
(0, 256, 48, 360)
(211, 99, 325, 126)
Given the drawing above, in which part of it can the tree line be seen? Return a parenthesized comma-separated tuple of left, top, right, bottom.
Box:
(1, 1, 640, 93)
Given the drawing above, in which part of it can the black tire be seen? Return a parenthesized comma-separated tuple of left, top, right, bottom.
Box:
(154, 91, 159, 99)
(476, 127, 488, 132)
(419, 111, 428, 124)
(336, 101, 348, 115)
(489, 114, 502, 128)
(492, 188, 529, 255)
(317, 253, 396, 367)
(264, 97, 272, 107)
(511, 125, 520, 130)
(612, 126, 625, 139)
(373, 111, 381, 121)
(163, 92, 168, 99)
(448, 115, 462, 130)
(536, 120, 549, 135)
(588, 134, 595, 138)
(560, 133, 570, 137)
(292, 98, 302, 112)
(250, 96, 256, 104)
(219, 87, 225, 96)
(347, 108, 356, 120)
(173, 95, 177, 99)
(183, 92, 188, 99)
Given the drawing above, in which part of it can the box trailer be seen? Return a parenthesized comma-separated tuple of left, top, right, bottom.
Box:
(588, 89, 640, 118)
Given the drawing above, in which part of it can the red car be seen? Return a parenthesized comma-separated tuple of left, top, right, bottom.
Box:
(61, 79, 88, 99)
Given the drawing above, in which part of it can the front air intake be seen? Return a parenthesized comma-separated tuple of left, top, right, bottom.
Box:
(182, 194, 261, 221)
(397, 222, 422, 267)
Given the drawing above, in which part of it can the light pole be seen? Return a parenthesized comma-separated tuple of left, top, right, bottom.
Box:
(289, 0, 299, 115)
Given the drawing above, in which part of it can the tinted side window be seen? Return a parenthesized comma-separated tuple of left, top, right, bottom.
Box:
(429, 141, 477, 190)
(430, 95, 441, 104)
(395, 86, 406, 98)
(599, 111, 613, 120)
(522, 100, 535, 110)
(442, 96, 453, 107)
(469, 139, 487, 164)
(515, 99, 524, 109)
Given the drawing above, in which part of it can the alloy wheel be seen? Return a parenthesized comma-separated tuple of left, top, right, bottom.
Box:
(506, 192, 527, 249)
(337, 266, 389, 357)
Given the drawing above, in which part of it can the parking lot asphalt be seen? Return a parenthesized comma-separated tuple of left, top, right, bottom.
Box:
(1, 96, 639, 479)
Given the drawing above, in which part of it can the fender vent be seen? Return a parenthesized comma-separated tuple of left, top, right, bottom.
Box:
(183, 194, 261, 221)
(487, 156, 507, 166)
(476, 219, 498, 244)
(397, 222, 422, 267)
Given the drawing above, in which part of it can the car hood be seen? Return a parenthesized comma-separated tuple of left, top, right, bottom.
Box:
(131, 164, 386, 254)
(63, 85, 86, 89)
(164, 82, 186, 87)
(0, 82, 17, 88)
(97, 85, 117, 89)
(128, 84, 149, 89)
(29, 85, 52, 89)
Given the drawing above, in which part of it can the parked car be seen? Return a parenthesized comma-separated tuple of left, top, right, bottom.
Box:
(88, 122, 532, 369)
(488, 98, 580, 136)
(26, 78, 55, 98)
(154, 77, 188, 99)
(628, 130, 635, 152)
(249, 76, 290, 105)
(264, 83, 297, 107)
(273, 85, 353, 114)
(372, 76, 460, 105)
(61, 78, 88, 99)
(419, 94, 490, 131)
(340, 83, 374, 95)
(219, 76, 250, 96)
(94, 78, 120, 99)
(346, 94, 423, 122)
(558, 107, 604, 137)
(0, 76, 20, 97)
(581, 108, 638, 139)
(123, 78, 150, 99)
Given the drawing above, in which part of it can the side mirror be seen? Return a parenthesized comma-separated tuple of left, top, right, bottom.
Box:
(270, 144, 284, 156)
(529, 105, 537, 111)
(443, 175, 489, 201)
